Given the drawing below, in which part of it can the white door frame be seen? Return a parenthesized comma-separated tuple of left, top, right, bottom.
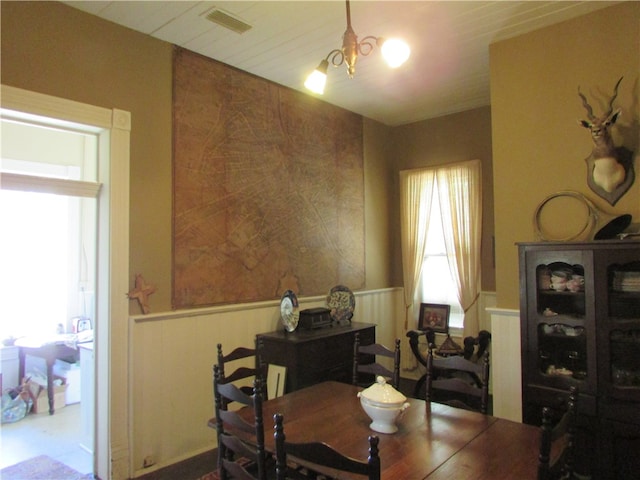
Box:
(1, 85, 131, 480)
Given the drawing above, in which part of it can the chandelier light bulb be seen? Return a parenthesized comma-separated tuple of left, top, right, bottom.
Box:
(304, 60, 329, 94)
(381, 38, 411, 68)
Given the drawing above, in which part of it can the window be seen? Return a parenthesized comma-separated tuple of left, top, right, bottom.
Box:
(416, 189, 464, 329)
(400, 159, 482, 335)
(0, 190, 96, 338)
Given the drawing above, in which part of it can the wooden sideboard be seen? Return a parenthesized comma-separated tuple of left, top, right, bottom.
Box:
(257, 322, 376, 393)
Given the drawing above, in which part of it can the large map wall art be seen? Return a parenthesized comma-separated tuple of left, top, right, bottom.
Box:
(172, 48, 365, 309)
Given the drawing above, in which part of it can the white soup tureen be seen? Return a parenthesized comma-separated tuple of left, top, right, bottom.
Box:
(357, 376, 410, 434)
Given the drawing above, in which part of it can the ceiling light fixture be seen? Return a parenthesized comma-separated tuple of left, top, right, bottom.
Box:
(304, 0, 410, 95)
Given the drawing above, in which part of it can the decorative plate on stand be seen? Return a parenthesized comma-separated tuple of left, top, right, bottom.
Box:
(280, 290, 299, 332)
(326, 285, 355, 324)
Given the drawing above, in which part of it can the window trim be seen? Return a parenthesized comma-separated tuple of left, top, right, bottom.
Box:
(1, 172, 101, 198)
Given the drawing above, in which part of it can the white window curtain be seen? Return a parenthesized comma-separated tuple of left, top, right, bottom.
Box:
(399, 168, 434, 372)
(437, 160, 482, 337)
(399, 160, 482, 368)
(399, 168, 435, 330)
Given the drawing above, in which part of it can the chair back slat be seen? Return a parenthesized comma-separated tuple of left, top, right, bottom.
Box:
(217, 338, 267, 405)
(426, 346, 490, 414)
(353, 333, 401, 389)
(358, 343, 396, 357)
(357, 363, 395, 379)
(432, 354, 484, 374)
(218, 409, 255, 435)
(222, 367, 262, 390)
(217, 381, 253, 406)
(431, 377, 484, 398)
(220, 346, 259, 364)
(219, 432, 259, 463)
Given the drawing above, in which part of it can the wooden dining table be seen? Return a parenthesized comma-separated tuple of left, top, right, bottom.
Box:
(238, 380, 541, 479)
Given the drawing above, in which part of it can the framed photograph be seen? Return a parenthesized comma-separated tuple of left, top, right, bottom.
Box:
(418, 303, 450, 333)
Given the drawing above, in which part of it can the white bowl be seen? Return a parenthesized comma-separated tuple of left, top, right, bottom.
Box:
(357, 376, 410, 434)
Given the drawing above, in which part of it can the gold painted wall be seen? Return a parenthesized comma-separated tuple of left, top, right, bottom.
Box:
(363, 118, 395, 290)
(1, 1, 174, 313)
(491, 2, 640, 309)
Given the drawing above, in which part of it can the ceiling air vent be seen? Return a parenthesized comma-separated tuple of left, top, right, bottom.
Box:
(203, 8, 252, 34)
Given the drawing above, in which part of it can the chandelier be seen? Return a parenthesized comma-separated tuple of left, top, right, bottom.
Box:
(304, 0, 411, 95)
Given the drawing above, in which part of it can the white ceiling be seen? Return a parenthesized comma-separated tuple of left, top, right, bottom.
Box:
(64, 1, 618, 126)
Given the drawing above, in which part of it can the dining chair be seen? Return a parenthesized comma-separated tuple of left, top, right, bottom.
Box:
(352, 332, 401, 390)
(211, 364, 272, 480)
(538, 386, 579, 480)
(273, 412, 381, 480)
(217, 337, 267, 401)
(408, 329, 491, 399)
(425, 345, 490, 414)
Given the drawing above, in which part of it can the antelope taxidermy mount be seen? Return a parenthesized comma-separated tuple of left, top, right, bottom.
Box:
(578, 76, 634, 205)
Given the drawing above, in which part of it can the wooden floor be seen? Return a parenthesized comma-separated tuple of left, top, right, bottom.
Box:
(136, 449, 215, 480)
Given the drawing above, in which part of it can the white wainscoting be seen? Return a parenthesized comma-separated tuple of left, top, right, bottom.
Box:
(488, 307, 522, 422)
(129, 287, 404, 477)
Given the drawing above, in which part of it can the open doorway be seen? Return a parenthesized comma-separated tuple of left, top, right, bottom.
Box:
(1, 117, 98, 475)
(1, 85, 131, 480)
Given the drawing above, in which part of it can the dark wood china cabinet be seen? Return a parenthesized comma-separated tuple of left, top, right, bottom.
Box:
(518, 241, 640, 479)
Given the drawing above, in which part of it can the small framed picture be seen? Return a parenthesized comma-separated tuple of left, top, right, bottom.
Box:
(418, 303, 450, 333)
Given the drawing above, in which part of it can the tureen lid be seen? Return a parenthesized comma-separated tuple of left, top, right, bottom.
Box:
(359, 376, 407, 406)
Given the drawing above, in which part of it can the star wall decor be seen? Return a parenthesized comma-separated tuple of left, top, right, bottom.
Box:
(127, 274, 156, 314)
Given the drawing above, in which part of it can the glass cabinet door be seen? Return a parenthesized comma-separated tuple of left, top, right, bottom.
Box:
(533, 257, 593, 393)
(519, 245, 597, 402)
(600, 253, 640, 401)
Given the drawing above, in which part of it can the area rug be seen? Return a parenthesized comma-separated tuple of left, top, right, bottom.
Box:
(197, 473, 217, 480)
(0, 455, 92, 480)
